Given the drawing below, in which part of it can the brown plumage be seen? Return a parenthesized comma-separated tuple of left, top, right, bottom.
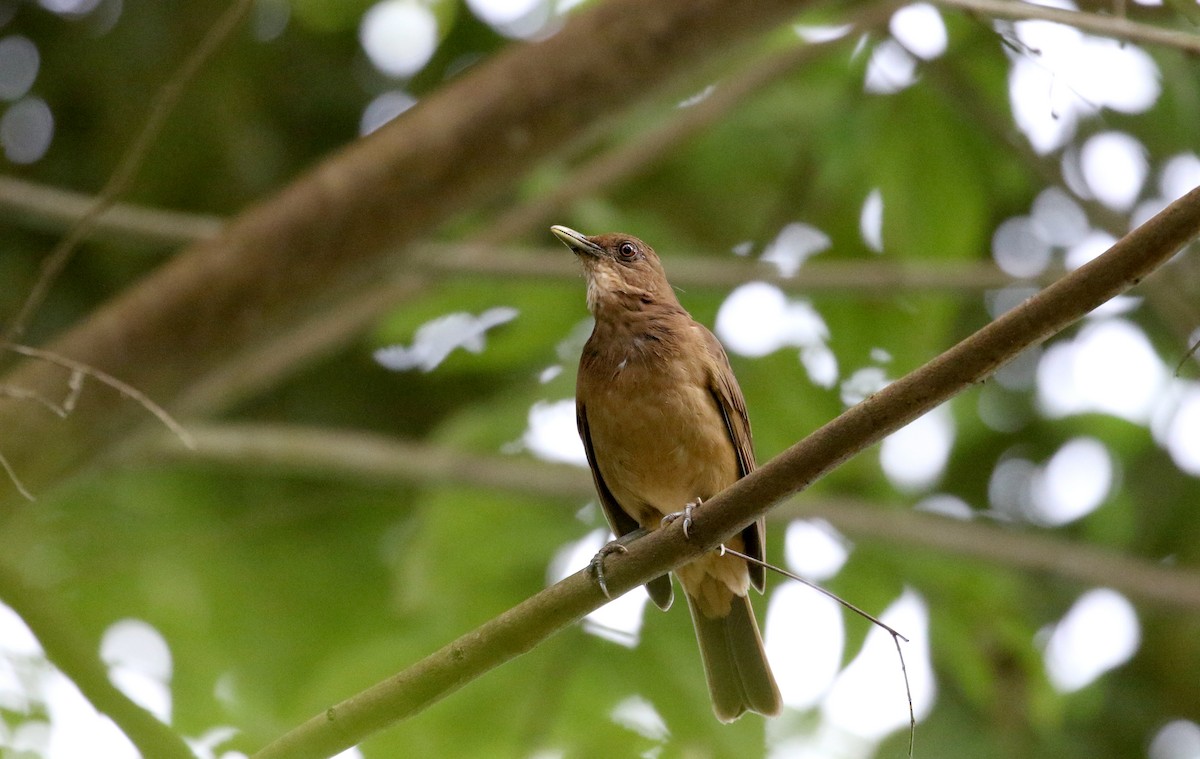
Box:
(551, 225, 781, 723)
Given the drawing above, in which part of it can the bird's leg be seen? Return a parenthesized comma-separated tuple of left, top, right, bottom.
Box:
(660, 497, 702, 539)
(590, 527, 650, 598)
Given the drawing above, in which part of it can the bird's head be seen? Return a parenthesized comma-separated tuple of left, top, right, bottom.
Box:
(550, 225, 677, 315)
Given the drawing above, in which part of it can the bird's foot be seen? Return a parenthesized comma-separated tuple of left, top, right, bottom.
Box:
(589, 541, 629, 598)
(589, 527, 653, 597)
(661, 497, 703, 539)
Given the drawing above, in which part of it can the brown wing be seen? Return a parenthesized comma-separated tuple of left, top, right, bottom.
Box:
(702, 327, 767, 593)
(577, 403, 674, 610)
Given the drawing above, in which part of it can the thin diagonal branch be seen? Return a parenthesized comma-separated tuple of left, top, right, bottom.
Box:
(252, 185, 1200, 759)
(3, 0, 251, 341)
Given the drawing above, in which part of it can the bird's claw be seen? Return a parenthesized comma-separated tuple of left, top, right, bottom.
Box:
(661, 498, 703, 539)
(590, 541, 629, 598)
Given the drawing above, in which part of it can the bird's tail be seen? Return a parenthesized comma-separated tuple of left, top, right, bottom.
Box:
(686, 591, 782, 722)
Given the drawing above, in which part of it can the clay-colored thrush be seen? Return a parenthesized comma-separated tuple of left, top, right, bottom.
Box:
(551, 225, 782, 722)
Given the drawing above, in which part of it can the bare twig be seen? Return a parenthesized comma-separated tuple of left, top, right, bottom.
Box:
(722, 545, 908, 640)
(721, 543, 916, 757)
(173, 276, 428, 415)
(894, 631, 915, 759)
(0, 384, 68, 417)
(175, 249, 1019, 415)
(418, 241, 1037, 291)
(5, 344, 193, 449)
(3, 0, 251, 340)
(0, 449, 34, 501)
(0, 173, 1034, 293)
(1176, 337, 1200, 376)
(938, 0, 1200, 54)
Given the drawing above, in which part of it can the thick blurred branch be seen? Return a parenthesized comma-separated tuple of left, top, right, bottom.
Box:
(144, 422, 1200, 612)
(0, 0, 816, 502)
(252, 185, 1200, 758)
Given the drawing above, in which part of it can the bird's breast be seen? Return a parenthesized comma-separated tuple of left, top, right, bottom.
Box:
(581, 348, 739, 525)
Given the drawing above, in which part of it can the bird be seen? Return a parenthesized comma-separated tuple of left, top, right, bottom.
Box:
(550, 224, 782, 722)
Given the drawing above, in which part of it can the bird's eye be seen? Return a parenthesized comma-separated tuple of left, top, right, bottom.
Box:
(617, 241, 638, 260)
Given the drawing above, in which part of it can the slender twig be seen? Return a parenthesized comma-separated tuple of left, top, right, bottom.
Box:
(1177, 337, 1200, 376)
(894, 631, 915, 759)
(0, 172, 1034, 291)
(139, 422, 594, 497)
(938, 0, 1200, 54)
(721, 545, 908, 641)
(173, 276, 428, 414)
(5, 344, 194, 449)
(0, 563, 197, 759)
(0, 449, 33, 501)
(721, 543, 916, 758)
(0, 384, 69, 417)
(3, 0, 252, 340)
(178, 249, 1019, 417)
(0, 173, 1032, 291)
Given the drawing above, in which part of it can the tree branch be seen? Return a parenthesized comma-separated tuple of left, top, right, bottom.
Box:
(938, 0, 1200, 54)
(0, 564, 197, 759)
(171, 248, 1022, 415)
(0, 0, 817, 502)
(141, 421, 1200, 612)
(0, 174, 1030, 294)
(251, 185, 1200, 758)
(0, 175, 222, 247)
(785, 499, 1200, 611)
(414, 242, 1030, 292)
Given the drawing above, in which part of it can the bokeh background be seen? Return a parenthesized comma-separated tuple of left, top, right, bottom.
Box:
(1, 1, 1199, 757)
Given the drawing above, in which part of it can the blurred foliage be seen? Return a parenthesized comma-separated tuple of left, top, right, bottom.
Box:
(1, 1, 1199, 758)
